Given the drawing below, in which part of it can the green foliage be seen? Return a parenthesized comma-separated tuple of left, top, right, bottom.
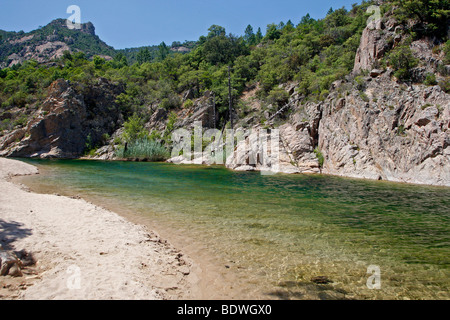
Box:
(85, 133, 94, 151)
(438, 78, 450, 93)
(163, 111, 178, 141)
(444, 40, 450, 64)
(93, 56, 105, 69)
(137, 48, 152, 64)
(314, 148, 325, 168)
(266, 88, 289, 107)
(2, 1, 428, 146)
(122, 114, 149, 143)
(13, 114, 28, 127)
(201, 30, 248, 65)
(265, 24, 282, 41)
(115, 138, 170, 161)
(424, 73, 437, 86)
(387, 45, 419, 81)
(157, 42, 170, 61)
(393, 0, 450, 37)
(184, 99, 194, 108)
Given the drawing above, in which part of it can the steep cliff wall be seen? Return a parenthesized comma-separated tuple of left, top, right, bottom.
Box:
(0, 79, 124, 158)
(225, 18, 450, 186)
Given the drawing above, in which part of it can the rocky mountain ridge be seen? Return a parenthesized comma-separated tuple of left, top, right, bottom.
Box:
(0, 19, 115, 68)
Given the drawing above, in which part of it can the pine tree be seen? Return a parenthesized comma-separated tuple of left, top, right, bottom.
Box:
(255, 27, 263, 44)
(157, 42, 170, 61)
(244, 25, 256, 45)
(137, 48, 152, 64)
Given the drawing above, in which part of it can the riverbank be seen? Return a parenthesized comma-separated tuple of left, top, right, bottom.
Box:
(0, 158, 199, 300)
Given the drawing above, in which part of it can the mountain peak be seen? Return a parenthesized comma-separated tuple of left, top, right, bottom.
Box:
(0, 19, 114, 68)
(47, 19, 96, 36)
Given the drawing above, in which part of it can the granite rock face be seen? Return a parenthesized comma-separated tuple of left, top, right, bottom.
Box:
(224, 76, 449, 186)
(0, 79, 124, 158)
(225, 18, 450, 186)
(318, 77, 449, 186)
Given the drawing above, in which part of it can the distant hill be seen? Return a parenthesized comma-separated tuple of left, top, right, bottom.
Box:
(0, 19, 116, 68)
(0, 19, 196, 67)
(117, 40, 196, 65)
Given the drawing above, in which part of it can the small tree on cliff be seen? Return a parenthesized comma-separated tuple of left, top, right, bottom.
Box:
(122, 114, 149, 143)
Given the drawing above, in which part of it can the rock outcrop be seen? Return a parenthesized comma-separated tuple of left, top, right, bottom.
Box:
(0, 249, 23, 277)
(319, 76, 449, 186)
(224, 17, 450, 186)
(0, 79, 124, 158)
(0, 19, 114, 68)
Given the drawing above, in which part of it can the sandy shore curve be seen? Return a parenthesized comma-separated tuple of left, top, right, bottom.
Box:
(0, 158, 199, 300)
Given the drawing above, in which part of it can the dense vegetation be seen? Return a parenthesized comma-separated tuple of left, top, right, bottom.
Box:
(1, 0, 449, 156)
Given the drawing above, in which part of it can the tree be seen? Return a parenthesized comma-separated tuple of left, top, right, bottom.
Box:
(122, 114, 149, 143)
(157, 42, 170, 61)
(93, 56, 105, 69)
(207, 25, 226, 39)
(387, 45, 419, 81)
(394, 0, 450, 36)
(255, 27, 263, 44)
(202, 33, 248, 65)
(299, 13, 315, 26)
(137, 48, 152, 64)
(62, 50, 73, 61)
(265, 24, 281, 41)
(113, 52, 128, 68)
(284, 20, 295, 33)
(244, 25, 256, 45)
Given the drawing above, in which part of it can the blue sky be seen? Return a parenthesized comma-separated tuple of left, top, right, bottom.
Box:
(0, 0, 361, 49)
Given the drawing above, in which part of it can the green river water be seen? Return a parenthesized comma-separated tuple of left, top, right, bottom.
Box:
(17, 159, 450, 300)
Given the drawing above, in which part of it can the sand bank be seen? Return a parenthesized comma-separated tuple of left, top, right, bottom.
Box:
(0, 158, 199, 300)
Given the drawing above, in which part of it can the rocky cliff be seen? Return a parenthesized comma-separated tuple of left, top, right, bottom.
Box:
(0, 78, 124, 158)
(0, 19, 115, 68)
(224, 17, 450, 186)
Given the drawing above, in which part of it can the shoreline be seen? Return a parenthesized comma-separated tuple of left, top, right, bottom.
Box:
(12, 160, 270, 300)
(0, 158, 200, 300)
(77, 156, 450, 189)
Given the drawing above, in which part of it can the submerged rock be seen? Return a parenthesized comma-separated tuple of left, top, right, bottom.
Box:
(311, 276, 333, 285)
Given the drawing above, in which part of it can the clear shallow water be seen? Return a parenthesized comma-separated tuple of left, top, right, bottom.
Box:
(18, 159, 450, 299)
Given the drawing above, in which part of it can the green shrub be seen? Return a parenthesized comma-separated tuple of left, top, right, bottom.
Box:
(438, 78, 450, 93)
(397, 125, 406, 136)
(387, 45, 419, 81)
(13, 115, 28, 127)
(184, 99, 194, 108)
(314, 148, 324, 168)
(163, 111, 178, 140)
(266, 87, 289, 107)
(424, 73, 437, 86)
(444, 40, 450, 64)
(115, 139, 170, 161)
(122, 114, 149, 143)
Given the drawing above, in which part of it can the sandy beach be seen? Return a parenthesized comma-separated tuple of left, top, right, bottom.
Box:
(0, 158, 199, 300)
